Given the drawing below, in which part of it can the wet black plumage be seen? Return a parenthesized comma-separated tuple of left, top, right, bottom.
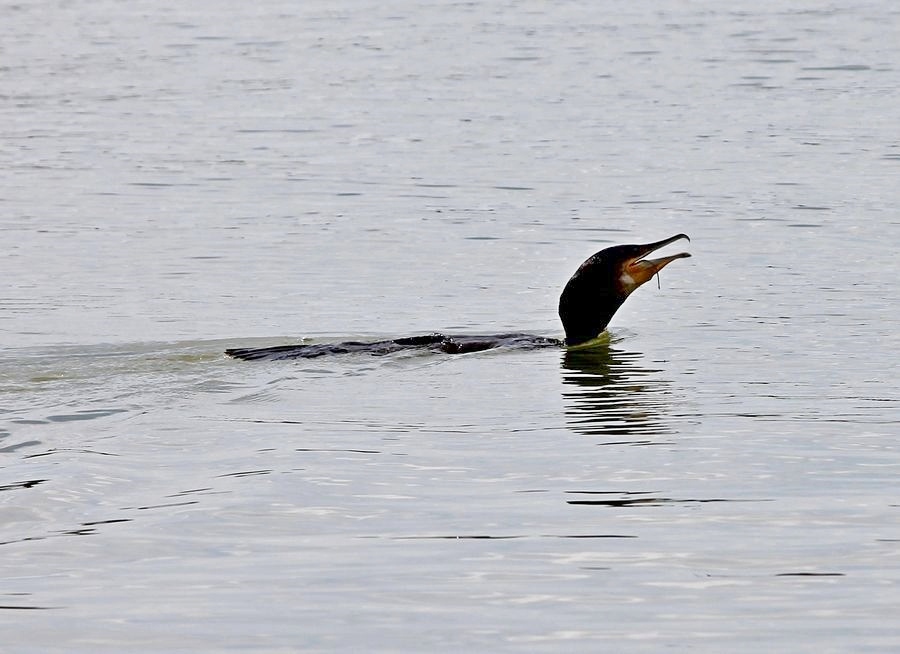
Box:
(226, 234, 690, 361)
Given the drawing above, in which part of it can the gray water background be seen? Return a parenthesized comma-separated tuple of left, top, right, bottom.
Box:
(2, 1, 899, 651)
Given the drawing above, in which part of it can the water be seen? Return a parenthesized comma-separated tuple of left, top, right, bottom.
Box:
(3, 1, 900, 651)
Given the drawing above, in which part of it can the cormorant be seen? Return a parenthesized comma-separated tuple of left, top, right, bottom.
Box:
(226, 233, 690, 361)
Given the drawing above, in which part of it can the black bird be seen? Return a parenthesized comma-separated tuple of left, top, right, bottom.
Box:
(226, 233, 690, 361)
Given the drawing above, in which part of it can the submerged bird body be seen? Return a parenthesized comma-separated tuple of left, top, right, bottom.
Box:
(226, 234, 690, 361)
(225, 333, 561, 361)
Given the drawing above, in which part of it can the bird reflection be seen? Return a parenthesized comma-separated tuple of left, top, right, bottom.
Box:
(561, 339, 674, 440)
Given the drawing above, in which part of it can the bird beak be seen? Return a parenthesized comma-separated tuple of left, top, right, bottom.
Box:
(621, 233, 691, 292)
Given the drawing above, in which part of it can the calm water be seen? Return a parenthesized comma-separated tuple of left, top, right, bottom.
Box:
(3, 1, 900, 651)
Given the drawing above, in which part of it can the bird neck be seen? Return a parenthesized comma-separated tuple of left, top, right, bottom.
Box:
(559, 289, 625, 347)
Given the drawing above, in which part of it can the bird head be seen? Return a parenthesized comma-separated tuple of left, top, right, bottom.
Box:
(558, 233, 691, 346)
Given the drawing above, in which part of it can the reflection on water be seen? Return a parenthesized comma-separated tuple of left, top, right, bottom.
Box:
(560, 339, 675, 441)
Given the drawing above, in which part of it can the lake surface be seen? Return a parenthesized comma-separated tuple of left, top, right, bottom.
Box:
(3, 1, 899, 651)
